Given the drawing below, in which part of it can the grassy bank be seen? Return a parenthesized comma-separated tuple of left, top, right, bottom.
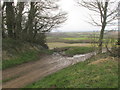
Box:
(53, 46, 94, 56)
(2, 38, 53, 70)
(2, 49, 53, 70)
(25, 53, 118, 88)
(64, 46, 94, 56)
(2, 50, 39, 69)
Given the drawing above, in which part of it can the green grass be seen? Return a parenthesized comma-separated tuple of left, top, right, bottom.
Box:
(24, 53, 118, 88)
(63, 37, 112, 42)
(63, 37, 94, 40)
(2, 50, 39, 70)
(64, 46, 94, 56)
(39, 49, 54, 55)
(2, 49, 53, 70)
(2, 38, 54, 69)
(47, 37, 97, 43)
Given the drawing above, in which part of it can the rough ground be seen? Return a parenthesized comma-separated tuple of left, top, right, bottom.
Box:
(2, 52, 97, 88)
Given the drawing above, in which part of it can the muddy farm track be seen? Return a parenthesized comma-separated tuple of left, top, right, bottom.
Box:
(3, 51, 100, 88)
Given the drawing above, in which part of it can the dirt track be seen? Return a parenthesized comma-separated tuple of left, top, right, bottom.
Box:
(3, 52, 96, 88)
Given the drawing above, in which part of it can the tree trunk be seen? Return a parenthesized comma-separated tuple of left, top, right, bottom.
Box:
(24, 2, 36, 41)
(29, 2, 36, 40)
(5, 2, 15, 38)
(98, 24, 106, 53)
(15, 2, 24, 39)
(118, 2, 120, 45)
(2, 2, 5, 38)
(98, 1, 108, 53)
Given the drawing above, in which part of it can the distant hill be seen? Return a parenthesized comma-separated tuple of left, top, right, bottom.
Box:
(46, 31, 99, 38)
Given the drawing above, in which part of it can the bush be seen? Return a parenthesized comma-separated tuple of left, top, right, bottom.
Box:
(110, 46, 120, 57)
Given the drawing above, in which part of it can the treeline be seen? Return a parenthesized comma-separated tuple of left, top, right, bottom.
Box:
(2, 0, 67, 48)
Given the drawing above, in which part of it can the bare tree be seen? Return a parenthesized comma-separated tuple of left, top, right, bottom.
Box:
(1, 2, 6, 38)
(23, 1, 67, 42)
(15, 2, 24, 39)
(77, 0, 117, 53)
(5, 2, 15, 38)
(118, 2, 120, 45)
(2, 0, 67, 49)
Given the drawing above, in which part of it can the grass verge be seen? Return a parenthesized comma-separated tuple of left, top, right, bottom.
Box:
(2, 49, 53, 70)
(24, 53, 118, 88)
(2, 50, 39, 70)
(64, 46, 94, 56)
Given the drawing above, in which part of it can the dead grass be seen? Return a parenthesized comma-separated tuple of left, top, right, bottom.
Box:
(88, 57, 116, 65)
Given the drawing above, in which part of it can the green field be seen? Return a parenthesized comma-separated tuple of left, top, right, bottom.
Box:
(25, 53, 118, 88)
(63, 37, 95, 40)
(46, 32, 98, 43)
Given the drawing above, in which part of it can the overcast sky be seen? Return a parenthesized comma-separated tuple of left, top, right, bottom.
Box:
(1, 0, 118, 32)
(53, 0, 118, 32)
(52, 0, 100, 32)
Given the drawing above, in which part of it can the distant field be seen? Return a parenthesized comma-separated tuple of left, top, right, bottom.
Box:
(47, 42, 91, 49)
(46, 32, 118, 49)
(46, 32, 100, 43)
(63, 37, 96, 40)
